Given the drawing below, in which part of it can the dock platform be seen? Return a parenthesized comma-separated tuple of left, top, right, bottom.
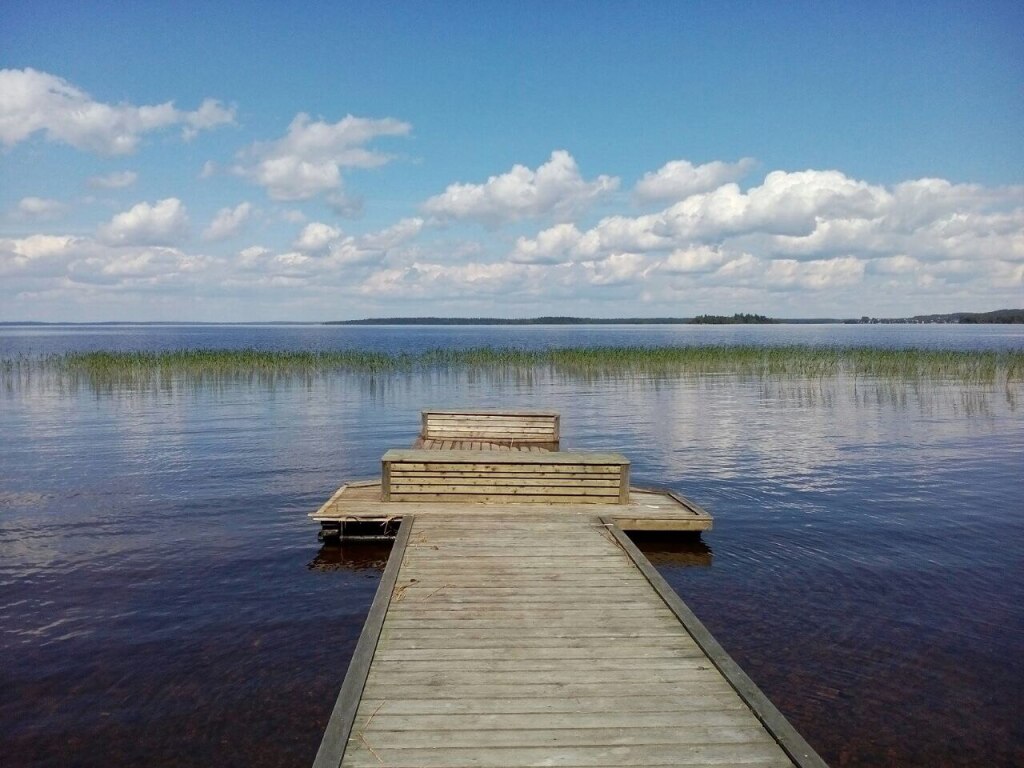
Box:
(312, 410, 826, 767)
(313, 481, 713, 534)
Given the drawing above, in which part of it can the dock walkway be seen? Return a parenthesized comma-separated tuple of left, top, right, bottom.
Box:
(312, 410, 826, 767)
(315, 513, 824, 767)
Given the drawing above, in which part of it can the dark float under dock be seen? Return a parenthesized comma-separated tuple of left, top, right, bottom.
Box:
(311, 410, 827, 768)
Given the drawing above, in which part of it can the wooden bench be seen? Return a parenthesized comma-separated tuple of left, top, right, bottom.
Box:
(415, 409, 560, 450)
(381, 449, 629, 504)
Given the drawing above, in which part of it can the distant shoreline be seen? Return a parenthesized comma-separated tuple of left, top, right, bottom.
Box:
(325, 310, 1023, 325)
(2, 309, 1022, 326)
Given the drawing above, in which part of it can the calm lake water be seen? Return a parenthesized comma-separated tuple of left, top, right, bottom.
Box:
(1, 325, 1022, 767)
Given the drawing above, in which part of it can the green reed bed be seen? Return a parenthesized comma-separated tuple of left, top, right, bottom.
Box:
(3, 346, 1022, 387)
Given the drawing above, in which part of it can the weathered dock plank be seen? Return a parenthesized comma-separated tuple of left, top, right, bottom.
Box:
(314, 513, 825, 768)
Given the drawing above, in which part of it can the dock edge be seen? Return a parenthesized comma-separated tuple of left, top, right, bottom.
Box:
(312, 516, 416, 768)
(601, 517, 829, 768)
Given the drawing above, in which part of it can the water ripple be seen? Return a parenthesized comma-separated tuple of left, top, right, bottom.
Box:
(1, 364, 1021, 767)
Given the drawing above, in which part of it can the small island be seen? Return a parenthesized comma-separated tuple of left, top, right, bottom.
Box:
(690, 313, 777, 324)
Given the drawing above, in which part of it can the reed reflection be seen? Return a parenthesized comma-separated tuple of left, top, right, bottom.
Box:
(4, 362, 1021, 421)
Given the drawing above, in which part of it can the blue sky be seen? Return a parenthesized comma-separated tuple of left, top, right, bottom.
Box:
(2, 0, 1022, 321)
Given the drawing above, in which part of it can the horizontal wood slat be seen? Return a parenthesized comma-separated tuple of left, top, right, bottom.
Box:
(392, 462, 615, 473)
(415, 440, 554, 452)
(388, 493, 621, 504)
(427, 422, 555, 427)
(427, 417, 556, 423)
(384, 450, 625, 465)
(389, 478, 621, 488)
(390, 472, 614, 481)
(427, 413, 556, 418)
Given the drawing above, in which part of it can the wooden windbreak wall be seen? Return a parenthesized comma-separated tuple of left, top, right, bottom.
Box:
(381, 449, 629, 504)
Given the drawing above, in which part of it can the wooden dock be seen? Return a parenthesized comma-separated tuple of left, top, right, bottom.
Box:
(312, 410, 826, 767)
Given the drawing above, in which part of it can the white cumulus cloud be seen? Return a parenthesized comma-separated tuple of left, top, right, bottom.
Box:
(511, 168, 1017, 266)
(360, 261, 534, 298)
(634, 158, 755, 202)
(67, 246, 208, 285)
(181, 99, 235, 141)
(495, 163, 1023, 313)
(661, 245, 731, 274)
(422, 150, 619, 226)
(581, 252, 651, 286)
(1, 233, 209, 289)
(5, 149, 1022, 319)
(510, 223, 594, 264)
(98, 198, 189, 246)
(656, 169, 889, 242)
(293, 222, 343, 253)
(202, 203, 252, 242)
(235, 113, 411, 200)
(0, 68, 234, 154)
(358, 217, 424, 250)
(15, 197, 66, 220)
(764, 256, 866, 290)
(287, 218, 426, 269)
(0, 234, 78, 277)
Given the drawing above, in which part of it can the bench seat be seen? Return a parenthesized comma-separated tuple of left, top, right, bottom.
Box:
(381, 449, 629, 504)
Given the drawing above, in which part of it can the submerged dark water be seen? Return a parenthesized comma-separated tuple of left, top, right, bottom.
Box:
(1, 326, 1022, 767)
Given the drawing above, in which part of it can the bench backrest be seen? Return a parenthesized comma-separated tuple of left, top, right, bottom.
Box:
(421, 409, 560, 445)
(382, 449, 629, 504)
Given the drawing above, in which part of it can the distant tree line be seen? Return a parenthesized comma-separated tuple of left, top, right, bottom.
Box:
(325, 316, 693, 325)
(689, 313, 777, 325)
(852, 309, 1024, 324)
(953, 309, 1024, 324)
(321, 309, 1022, 326)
